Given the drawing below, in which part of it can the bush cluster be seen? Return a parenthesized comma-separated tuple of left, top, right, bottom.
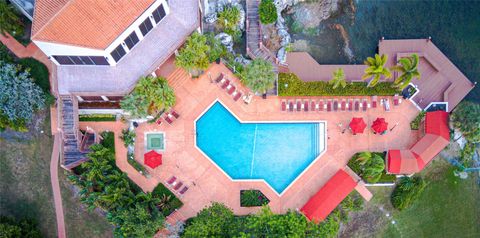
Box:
(348, 152, 391, 184)
(240, 190, 270, 207)
(278, 73, 400, 96)
(391, 176, 427, 210)
(410, 111, 426, 130)
(259, 0, 278, 24)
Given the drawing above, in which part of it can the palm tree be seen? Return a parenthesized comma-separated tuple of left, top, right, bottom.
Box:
(329, 68, 347, 89)
(156, 194, 172, 211)
(362, 54, 392, 87)
(391, 53, 421, 89)
(82, 145, 113, 185)
(136, 192, 162, 212)
(241, 58, 276, 95)
(355, 151, 373, 165)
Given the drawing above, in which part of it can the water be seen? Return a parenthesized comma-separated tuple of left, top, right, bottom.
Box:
(284, 0, 480, 101)
(196, 102, 324, 194)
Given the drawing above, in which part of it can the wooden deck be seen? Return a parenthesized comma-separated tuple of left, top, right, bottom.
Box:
(286, 39, 475, 112)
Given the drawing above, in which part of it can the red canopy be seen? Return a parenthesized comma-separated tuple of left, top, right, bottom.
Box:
(144, 150, 162, 169)
(349, 118, 367, 134)
(371, 118, 388, 134)
(300, 169, 357, 223)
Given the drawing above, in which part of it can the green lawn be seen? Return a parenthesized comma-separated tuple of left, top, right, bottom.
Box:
(380, 161, 480, 238)
(0, 111, 113, 238)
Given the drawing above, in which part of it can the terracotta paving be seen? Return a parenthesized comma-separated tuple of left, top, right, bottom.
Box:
(81, 63, 420, 223)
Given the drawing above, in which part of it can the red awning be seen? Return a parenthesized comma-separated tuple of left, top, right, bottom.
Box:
(300, 169, 357, 223)
(371, 118, 388, 134)
(144, 150, 162, 169)
(387, 149, 423, 174)
(349, 118, 367, 134)
(425, 111, 449, 140)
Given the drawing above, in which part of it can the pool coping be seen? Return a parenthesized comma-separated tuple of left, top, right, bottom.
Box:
(193, 99, 328, 197)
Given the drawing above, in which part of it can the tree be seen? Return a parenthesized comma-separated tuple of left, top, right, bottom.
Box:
(0, 61, 45, 131)
(176, 32, 211, 73)
(350, 152, 386, 183)
(259, 0, 278, 24)
(182, 202, 236, 237)
(205, 33, 228, 62)
(120, 76, 175, 118)
(451, 101, 480, 143)
(329, 68, 347, 89)
(391, 176, 427, 210)
(0, 217, 42, 238)
(0, 0, 24, 37)
(361, 54, 392, 87)
(107, 205, 165, 238)
(391, 53, 421, 89)
(245, 206, 309, 237)
(241, 58, 276, 94)
(217, 5, 241, 39)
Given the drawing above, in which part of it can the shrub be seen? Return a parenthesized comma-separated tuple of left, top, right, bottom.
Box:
(120, 129, 135, 147)
(152, 184, 183, 216)
(240, 190, 270, 207)
(0, 0, 24, 37)
(100, 131, 115, 152)
(176, 32, 211, 73)
(451, 101, 480, 143)
(0, 216, 42, 238)
(278, 73, 399, 96)
(79, 114, 117, 122)
(391, 176, 427, 210)
(217, 5, 241, 39)
(259, 0, 278, 24)
(410, 111, 426, 130)
(348, 152, 391, 183)
(0, 61, 45, 131)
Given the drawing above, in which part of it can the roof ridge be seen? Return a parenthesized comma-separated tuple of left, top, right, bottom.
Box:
(32, 0, 76, 39)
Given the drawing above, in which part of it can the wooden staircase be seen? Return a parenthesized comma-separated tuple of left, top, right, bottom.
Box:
(246, 0, 278, 95)
(167, 68, 191, 90)
(60, 96, 88, 169)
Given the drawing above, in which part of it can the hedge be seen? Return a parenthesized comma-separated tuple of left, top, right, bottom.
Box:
(278, 73, 400, 96)
(79, 114, 117, 121)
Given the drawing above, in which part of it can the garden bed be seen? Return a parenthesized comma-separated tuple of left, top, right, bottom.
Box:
(152, 184, 183, 216)
(127, 152, 150, 178)
(278, 73, 400, 96)
(240, 190, 269, 207)
(348, 152, 396, 184)
(79, 114, 117, 122)
(410, 111, 425, 130)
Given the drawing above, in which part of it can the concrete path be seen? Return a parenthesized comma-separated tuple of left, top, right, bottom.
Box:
(50, 134, 66, 238)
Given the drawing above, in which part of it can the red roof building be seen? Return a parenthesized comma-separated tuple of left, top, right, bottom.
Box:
(300, 169, 357, 223)
(387, 111, 450, 174)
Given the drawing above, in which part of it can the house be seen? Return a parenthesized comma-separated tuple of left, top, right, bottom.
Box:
(30, 0, 201, 169)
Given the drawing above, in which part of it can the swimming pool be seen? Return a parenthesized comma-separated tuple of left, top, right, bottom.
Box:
(195, 101, 326, 194)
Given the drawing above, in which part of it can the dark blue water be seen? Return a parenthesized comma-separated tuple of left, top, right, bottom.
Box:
(285, 0, 480, 101)
(196, 102, 324, 194)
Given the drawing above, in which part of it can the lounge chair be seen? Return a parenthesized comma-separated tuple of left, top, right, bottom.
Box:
(227, 85, 236, 95)
(221, 79, 230, 89)
(362, 100, 367, 111)
(311, 101, 316, 112)
(156, 118, 162, 125)
(166, 176, 176, 186)
(215, 73, 225, 83)
(333, 100, 338, 111)
(233, 91, 242, 101)
(354, 101, 360, 111)
(304, 100, 309, 112)
(179, 186, 189, 195)
(289, 101, 294, 112)
(384, 99, 391, 111)
(281, 100, 287, 111)
(327, 100, 332, 112)
(296, 100, 302, 112)
(341, 100, 346, 111)
(393, 95, 400, 106)
(348, 100, 353, 111)
(242, 94, 253, 104)
(174, 182, 183, 190)
(171, 110, 180, 119)
(319, 100, 324, 111)
(164, 116, 173, 124)
(371, 96, 377, 108)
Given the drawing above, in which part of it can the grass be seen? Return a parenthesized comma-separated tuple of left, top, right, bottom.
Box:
(380, 161, 480, 237)
(0, 111, 113, 238)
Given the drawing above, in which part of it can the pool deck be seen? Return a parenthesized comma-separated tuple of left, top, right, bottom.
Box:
(80, 63, 420, 222)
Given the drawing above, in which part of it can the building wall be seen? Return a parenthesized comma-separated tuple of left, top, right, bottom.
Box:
(34, 0, 170, 66)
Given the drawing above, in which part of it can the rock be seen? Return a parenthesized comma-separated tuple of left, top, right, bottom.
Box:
(234, 55, 251, 65)
(289, 0, 340, 28)
(215, 33, 234, 52)
(277, 47, 287, 63)
(205, 13, 218, 23)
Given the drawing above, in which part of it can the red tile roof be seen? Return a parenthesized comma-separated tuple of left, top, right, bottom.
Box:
(32, 0, 155, 49)
(387, 111, 450, 174)
(300, 169, 357, 223)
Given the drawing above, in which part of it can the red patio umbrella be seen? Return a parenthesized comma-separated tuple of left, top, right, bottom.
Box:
(371, 118, 388, 134)
(349, 118, 367, 134)
(144, 150, 162, 169)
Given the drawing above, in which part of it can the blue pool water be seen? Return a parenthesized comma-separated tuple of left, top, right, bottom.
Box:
(196, 102, 325, 194)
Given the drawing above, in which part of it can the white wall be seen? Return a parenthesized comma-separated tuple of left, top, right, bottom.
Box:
(34, 0, 170, 66)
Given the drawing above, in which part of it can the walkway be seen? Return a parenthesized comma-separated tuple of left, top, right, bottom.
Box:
(50, 134, 66, 238)
(81, 63, 420, 224)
